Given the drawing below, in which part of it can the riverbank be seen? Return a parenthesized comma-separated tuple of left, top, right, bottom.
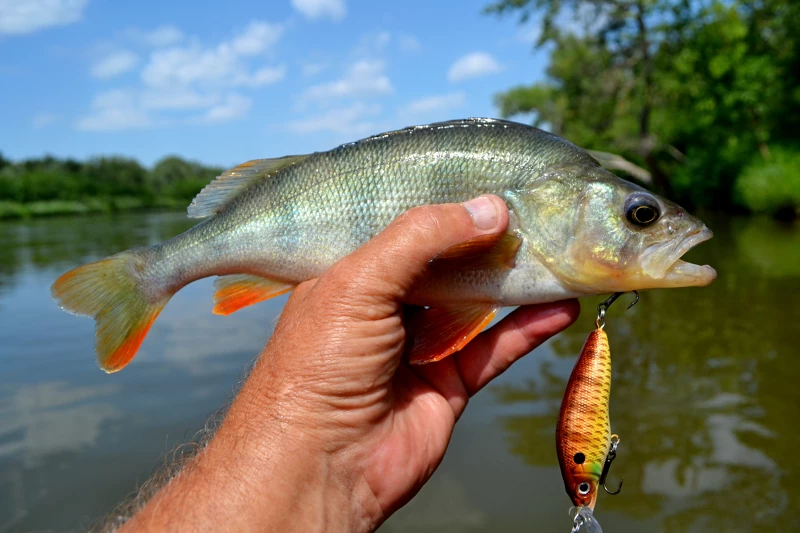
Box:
(0, 197, 190, 219)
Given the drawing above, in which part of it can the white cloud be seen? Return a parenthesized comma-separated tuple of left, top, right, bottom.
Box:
(301, 60, 392, 104)
(289, 102, 381, 135)
(140, 89, 220, 110)
(78, 19, 285, 130)
(90, 50, 139, 79)
(126, 25, 184, 47)
(402, 92, 466, 115)
(302, 62, 328, 77)
(242, 65, 286, 87)
(142, 45, 235, 87)
(355, 31, 390, 54)
(0, 0, 88, 35)
(141, 21, 284, 89)
(291, 0, 346, 21)
(398, 34, 422, 52)
(77, 88, 254, 130)
(231, 21, 283, 55)
(199, 93, 252, 123)
(447, 52, 502, 82)
(32, 112, 59, 128)
(76, 89, 152, 131)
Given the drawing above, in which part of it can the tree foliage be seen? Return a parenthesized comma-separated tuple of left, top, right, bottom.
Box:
(0, 154, 224, 218)
(488, 0, 800, 214)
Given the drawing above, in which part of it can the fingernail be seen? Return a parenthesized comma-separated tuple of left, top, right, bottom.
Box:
(462, 196, 498, 230)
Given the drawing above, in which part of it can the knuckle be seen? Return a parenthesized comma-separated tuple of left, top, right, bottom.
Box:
(398, 205, 445, 237)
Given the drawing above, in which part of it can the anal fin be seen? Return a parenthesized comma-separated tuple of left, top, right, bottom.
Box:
(405, 304, 500, 364)
(213, 274, 295, 316)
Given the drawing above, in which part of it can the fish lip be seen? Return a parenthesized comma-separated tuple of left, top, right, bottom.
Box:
(641, 226, 716, 284)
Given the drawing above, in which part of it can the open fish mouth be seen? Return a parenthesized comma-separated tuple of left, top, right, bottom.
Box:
(641, 226, 717, 286)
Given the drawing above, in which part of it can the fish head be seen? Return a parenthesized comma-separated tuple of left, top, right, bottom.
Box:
(511, 164, 716, 293)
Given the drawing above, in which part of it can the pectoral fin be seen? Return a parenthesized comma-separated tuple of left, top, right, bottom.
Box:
(213, 274, 295, 315)
(405, 304, 500, 364)
(429, 232, 522, 272)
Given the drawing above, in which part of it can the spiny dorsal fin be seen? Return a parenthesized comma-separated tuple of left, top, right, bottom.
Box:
(187, 155, 308, 218)
(353, 118, 520, 146)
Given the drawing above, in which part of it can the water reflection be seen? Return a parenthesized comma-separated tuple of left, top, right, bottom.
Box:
(493, 215, 800, 530)
(0, 382, 120, 464)
(0, 211, 196, 281)
(382, 474, 486, 532)
(0, 382, 121, 531)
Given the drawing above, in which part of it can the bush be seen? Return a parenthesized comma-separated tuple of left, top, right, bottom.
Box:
(83, 197, 112, 213)
(110, 196, 145, 211)
(0, 201, 29, 218)
(735, 146, 800, 218)
(26, 201, 90, 217)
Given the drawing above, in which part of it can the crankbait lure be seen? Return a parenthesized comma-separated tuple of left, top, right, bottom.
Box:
(556, 292, 634, 532)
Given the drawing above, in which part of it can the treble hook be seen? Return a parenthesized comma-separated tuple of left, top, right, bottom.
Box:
(596, 291, 639, 329)
(599, 435, 623, 495)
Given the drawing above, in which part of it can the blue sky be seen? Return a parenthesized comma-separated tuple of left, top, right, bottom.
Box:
(0, 0, 549, 168)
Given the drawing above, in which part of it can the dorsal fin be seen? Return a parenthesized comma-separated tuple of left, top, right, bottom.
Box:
(187, 155, 307, 218)
(352, 118, 522, 146)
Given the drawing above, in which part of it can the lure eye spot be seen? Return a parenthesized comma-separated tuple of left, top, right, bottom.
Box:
(578, 482, 591, 495)
(573, 452, 585, 464)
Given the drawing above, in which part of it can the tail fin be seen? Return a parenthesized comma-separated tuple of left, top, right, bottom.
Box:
(51, 251, 170, 373)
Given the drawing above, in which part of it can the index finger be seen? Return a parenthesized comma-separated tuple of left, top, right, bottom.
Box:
(455, 300, 580, 396)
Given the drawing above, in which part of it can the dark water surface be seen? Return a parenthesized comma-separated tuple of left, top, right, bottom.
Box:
(1, 212, 798, 532)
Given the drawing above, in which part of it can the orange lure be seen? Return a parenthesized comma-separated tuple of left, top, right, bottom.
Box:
(556, 327, 617, 509)
(556, 291, 628, 515)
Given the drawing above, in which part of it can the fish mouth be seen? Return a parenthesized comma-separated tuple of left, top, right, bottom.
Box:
(641, 226, 717, 286)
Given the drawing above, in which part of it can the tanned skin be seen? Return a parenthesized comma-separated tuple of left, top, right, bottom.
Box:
(108, 196, 579, 533)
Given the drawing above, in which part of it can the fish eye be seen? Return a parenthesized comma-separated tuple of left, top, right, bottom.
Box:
(625, 194, 660, 227)
(573, 452, 585, 464)
(578, 482, 591, 495)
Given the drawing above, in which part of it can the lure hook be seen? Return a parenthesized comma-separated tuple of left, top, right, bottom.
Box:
(599, 434, 623, 495)
(595, 291, 639, 329)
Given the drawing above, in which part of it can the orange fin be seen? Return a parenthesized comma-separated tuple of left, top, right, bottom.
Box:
(405, 304, 500, 364)
(51, 251, 171, 373)
(430, 232, 522, 272)
(213, 274, 294, 315)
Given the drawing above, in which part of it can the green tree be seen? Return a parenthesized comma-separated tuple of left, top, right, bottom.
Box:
(487, 0, 677, 193)
(151, 155, 222, 200)
(657, 0, 800, 207)
(82, 156, 148, 197)
(487, 0, 800, 212)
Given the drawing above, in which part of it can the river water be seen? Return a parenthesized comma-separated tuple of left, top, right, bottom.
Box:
(0, 211, 798, 532)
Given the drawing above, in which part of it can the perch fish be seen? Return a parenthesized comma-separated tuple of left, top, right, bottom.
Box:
(51, 118, 716, 372)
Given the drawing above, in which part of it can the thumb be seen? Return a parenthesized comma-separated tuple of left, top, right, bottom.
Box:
(326, 195, 509, 310)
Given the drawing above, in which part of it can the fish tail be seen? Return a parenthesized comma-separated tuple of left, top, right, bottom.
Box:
(51, 248, 171, 373)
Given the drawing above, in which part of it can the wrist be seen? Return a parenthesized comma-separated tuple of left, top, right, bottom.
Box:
(121, 363, 382, 533)
(207, 362, 382, 532)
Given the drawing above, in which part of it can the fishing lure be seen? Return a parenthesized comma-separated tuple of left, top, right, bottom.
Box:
(556, 292, 634, 532)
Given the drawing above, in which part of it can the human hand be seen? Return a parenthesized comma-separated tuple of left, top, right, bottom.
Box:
(120, 195, 579, 533)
